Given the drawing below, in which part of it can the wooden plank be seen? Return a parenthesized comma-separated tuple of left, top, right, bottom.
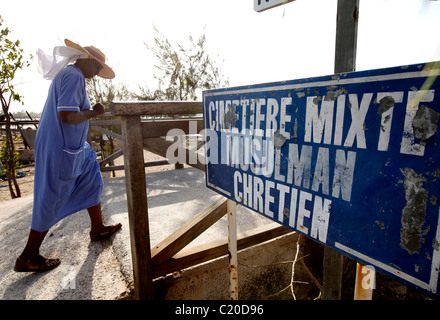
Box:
(334, 0, 359, 73)
(89, 119, 121, 126)
(151, 197, 228, 265)
(110, 101, 203, 116)
(152, 223, 295, 278)
(322, 0, 359, 300)
(100, 165, 125, 172)
(120, 115, 154, 300)
(143, 137, 174, 157)
(227, 199, 238, 300)
(143, 137, 205, 171)
(98, 149, 123, 168)
(90, 125, 122, 140)
(100, 160, 169, 172)
(0, 120, 39, 126)
(142, 118, 203, 138)
(322, 247, 343, 300)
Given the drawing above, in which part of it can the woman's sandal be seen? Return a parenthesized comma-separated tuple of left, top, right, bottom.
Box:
(90, 223, 122, 242)
(14, 255, 61, 273)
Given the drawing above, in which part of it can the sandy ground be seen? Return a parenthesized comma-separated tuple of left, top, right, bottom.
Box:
(0, 166, 35, 202)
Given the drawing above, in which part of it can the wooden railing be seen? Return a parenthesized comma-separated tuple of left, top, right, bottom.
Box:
(109, 101, 293, 300)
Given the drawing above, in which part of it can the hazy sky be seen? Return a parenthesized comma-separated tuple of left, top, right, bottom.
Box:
(2, 0, 440, 113)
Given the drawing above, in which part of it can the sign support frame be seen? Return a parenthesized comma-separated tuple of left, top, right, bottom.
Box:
(321, 0, 360, 300)
(227, 199, 239, 299)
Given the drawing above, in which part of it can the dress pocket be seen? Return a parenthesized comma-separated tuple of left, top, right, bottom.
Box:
(60, 146, 85, 180)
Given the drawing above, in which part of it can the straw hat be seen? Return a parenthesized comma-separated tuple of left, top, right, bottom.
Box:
(64, 39, 115, 79)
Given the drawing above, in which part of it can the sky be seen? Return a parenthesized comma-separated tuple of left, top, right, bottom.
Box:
(2, 0, 440, 113)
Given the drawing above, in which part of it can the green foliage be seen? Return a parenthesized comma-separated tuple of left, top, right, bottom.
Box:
(0, 15, 32, 198)
(0, 139, 21, 175)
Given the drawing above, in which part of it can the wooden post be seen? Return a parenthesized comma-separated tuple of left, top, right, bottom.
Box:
(354, 263, 375, 300)
(334, 0, 359, 74)
(173, 114, 184, 170)
(322, 0, 359, 300)
(227, 199, 238, 300)
(322, 248, 344, 300)
(120, 115, 154, 300)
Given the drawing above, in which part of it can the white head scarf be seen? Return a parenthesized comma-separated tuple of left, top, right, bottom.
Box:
(36, 46, 90, 80)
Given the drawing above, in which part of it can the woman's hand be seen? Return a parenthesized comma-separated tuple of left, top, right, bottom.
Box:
(92, 103, 105, 117)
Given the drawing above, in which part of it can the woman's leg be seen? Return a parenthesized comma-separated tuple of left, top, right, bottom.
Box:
(88, 203, 105, 232)
(19, 229, 48, 260)
(87, 203, 122, 241)
(15, 229, 60, 272)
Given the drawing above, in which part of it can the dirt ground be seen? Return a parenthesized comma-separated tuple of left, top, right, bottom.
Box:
(0, 165, 35, 202)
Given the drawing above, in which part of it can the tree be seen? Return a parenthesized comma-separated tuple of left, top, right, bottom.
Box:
(139, 26, 229, 101)
(86, 77, 133, 110)
(0, 15, 32, 199)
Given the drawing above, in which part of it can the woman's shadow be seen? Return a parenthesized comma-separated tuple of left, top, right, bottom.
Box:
(2, 206, 121, 300)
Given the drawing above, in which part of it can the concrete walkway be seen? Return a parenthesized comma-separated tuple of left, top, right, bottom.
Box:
(0, 167, 270, 300)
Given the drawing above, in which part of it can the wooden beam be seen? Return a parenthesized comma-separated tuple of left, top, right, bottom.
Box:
(142, 118, 203, 138)
(227, 199, 238, 300)
(143, 137, 205, 171)
(90, 125, 122, 140)
(120, 115, 154, 300)
(89, 119, 121, 126)
(100, 160, 170, 172)
(322, 0, 359, 300)
(151, 197, 228, 265)
(110, 101, 203, 116)
(142, 137, 172, 157)
(152, 223, 295, 278)
(334, 0, 359, 73)
(322, 247, 344, 300)
(98, 149, 123, 168)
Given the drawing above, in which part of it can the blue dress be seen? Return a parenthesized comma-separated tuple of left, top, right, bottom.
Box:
(31, 65, 103, 232)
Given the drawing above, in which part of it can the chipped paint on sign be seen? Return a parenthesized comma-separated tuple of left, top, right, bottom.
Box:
(203, 61, 440, 297)
(400, 168, 428, 255)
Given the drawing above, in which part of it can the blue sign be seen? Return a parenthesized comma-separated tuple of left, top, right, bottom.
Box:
(203, 61, 440, 297)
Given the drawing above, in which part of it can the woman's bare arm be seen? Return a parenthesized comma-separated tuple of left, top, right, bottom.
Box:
(58, 103, 105, 124)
